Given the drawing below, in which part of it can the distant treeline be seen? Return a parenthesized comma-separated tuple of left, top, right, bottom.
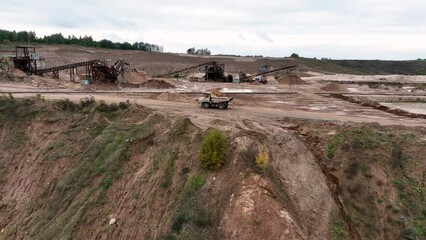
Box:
(0, 29, 163, 52)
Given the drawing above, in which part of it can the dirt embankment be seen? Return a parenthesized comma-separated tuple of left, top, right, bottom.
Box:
(0, 97, 424, 240)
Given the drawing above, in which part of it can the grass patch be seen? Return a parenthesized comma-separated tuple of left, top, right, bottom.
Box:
(31, 120, 155, 239)
(159, 149, 177, 189)
(55, 99, 78, 111)
(328, 127, 426, 239)
(95, 101, 119, 113)
(0, 96, 38, 127)
(169, 172, 212, 239)
(330, 220, 350, 240)
(187, 174, 206, 192)
(326, 133, 345, 159)
(327, 127, 388, 160)
(170, 118, 192, 140)
(43, 140, 75, 162)
(4, 130, 28, 151)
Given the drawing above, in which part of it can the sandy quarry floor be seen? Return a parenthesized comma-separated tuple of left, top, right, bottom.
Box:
(1, 74, 426, 128)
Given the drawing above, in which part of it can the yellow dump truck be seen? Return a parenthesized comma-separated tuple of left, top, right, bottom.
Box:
(198, 91, 234, 109)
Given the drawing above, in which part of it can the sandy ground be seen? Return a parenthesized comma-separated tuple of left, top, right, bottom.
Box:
(303, 73, 426, 84)
(4, 90, 425, 128)
(381, 102, 426, 115)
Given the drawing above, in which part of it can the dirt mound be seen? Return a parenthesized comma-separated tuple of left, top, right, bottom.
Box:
(206, 88, 227, 97)
(278, 75, 307, 85)
(251, 81, 262, 85)
(156, 92, 185, 101)
(120, 82, 141, 88)
(126, 69, 149, 82)
(320, 82, 348, 92)
(10, 68, 27, 77)
(140, 79, 175, 89)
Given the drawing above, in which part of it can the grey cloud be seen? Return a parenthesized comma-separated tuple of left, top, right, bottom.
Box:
(1, 0, 425, 59)
(256, 31, 273, 43)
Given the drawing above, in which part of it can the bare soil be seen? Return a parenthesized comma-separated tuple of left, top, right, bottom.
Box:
(320, 82, 349, 92)
(140, 79, 175, 89)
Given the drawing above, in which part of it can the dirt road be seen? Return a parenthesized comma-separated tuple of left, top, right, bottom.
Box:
(6, 91, 426, 127)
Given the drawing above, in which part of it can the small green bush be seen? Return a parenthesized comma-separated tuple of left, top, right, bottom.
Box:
(80, 97, 95, 108)
(188, 174, 206, 192)
(172, 213, 189, 232)
(199, 129, 228, 170)
(326, 133, 345, 159)
(330, 220, 350, 240)
(118, 101, 129, 109)
(56, 99, 78, 111)
(96, 101, 119, 113)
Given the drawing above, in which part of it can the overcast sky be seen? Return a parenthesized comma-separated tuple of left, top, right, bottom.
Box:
(2, 0, 426, 59)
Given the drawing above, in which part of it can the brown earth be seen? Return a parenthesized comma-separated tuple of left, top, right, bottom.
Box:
(320, 82, 349, 92)
(156, 92, 187, 101)
(125, 69, 149, 82)
(140, 79, 175, 89)
(9, 68, 27, 77)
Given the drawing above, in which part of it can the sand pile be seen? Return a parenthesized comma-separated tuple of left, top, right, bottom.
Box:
(320, 83, 349, 92)
(156, 92, 185, 101)
(126, 69, 149, 82)
(140, 79, 175, 89)
(377, 84, 389, 90)
(207, 88, 227, 97)
(278, 75, 307, 85)
(10, 68, 27, 77)
(251, 81, 262, 85)
(266, 76, 278, 84)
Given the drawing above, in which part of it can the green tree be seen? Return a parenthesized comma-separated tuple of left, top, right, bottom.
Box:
(290, 53, 299, 58)
(187, 47, 195, 55)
